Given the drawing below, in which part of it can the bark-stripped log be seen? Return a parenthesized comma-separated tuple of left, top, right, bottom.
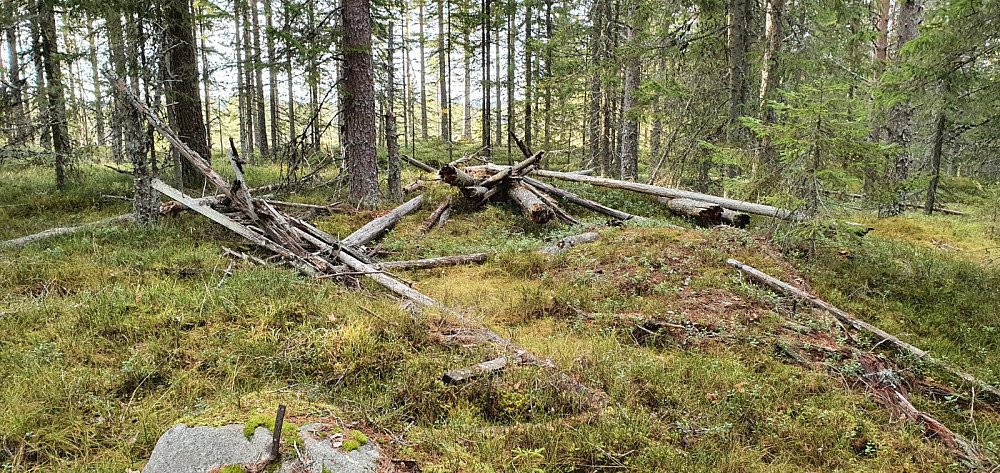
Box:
(326, 252, 490, 275)
(421, 198, 451, 232)
(905, 203, 966, 216)
(401, 154, 437, 173)
(403, 180, 425, 194)
(521, 176, 646, 223)
(727, 259, 1000, 402)
(656, 197, 723, 225)
(533, 169, 805, 221)
(2, 214, 137, 247)
(507, 182, 554, 224)
(341, 194, 425, 247)
(443, 356, 510, 383)
(522, 182, 582, 225)
(540, 232, 600, 255)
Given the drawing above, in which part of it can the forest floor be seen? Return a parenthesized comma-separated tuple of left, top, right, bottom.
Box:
(2, 149, 1000, 472)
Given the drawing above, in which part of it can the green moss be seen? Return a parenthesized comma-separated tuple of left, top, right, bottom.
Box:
(218, 465, 246, 473)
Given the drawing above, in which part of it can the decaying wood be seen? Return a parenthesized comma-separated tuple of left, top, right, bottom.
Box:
(523, 182, 582, 225)
(2, 214, 136, 247)
(341, 195, 425, 247)
(727, 258, 1000, 402)
(906, 203, 966, 216)
(403, 180, 426, 194)
(540, 232, 600, 255)
(401, 154, 437, 173)
(720, 209, 751, 228)
(421, 198, 451, 232)
(507, 182, 554, 224)
(326, 252, 490, 274)
(521, 176, 645, 223)
(439, 165, 482, 187)
(534, 169, 805, 221)
(656, 197, 723, 225)
(443, 356, 512, 384)
(260, 199, 340, 213)
(855, 353, 987, 466)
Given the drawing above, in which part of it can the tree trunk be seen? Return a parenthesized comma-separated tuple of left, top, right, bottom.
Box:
(506, 5, 514, 160)
(243, 0, 257, 155)
(437, 0, 450, 142)
(419, 2, 428, 140)
(27, 0, 50, 151)
(106, 11, 126, 162)
(757, 0, 782, 172)
(462, 27, 472, 140)
(524, 1, 533, 151)
(881, 0, 923, 217)
(507, 182, 554, 224)
(164, 0, 212, 189)
(386, 22, 403, 201)
(343, 0, 379, 205)
(925, 109, 945, 215)
(198, 10, 213, 154)
(587, 0, 604, 171)
(873, 0, 890, 71)
(264, 0, 279, 149)
(726, 0, 751, 139)
(481, 0, 491, 153)
(522, 176, 645, 222)
(235, 0, 248, 156)
(85, 15, 105, 147)
(619, 0, 640, 181)
(37, 0, 69, 189)
(5, 20, 24, 143)
(250, 0, 269, 155)
(341, 195, 425, 247)
(655, 197, 724, 225)
(283, 0, 296, 143)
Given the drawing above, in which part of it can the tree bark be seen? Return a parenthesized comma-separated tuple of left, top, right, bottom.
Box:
(726, 0, 751, 139)
(881, 0, 923, 217)
(462, 26, 472, 140)
(386, 22, 403, 201)
(27, 0, 50, 151)
(524, 0, 533, 150)
(418, 2, 428, 140)
(437, 0, 450, 142)
(656, 197, 723, 225)
(925, 109, 946, 215)
(85, 15, 105, 147)
(343, 0, 380, 205)
(37, 0, 69, 189)
(264, 0, 279, 149)
(619, 0, 640, 181)
(164, 0, 212, 189)
(521, 176, 644, 222)
(250, 0, 269, 154)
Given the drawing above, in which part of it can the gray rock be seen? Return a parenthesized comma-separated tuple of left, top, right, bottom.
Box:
(278, 423, 380, 473)
(144, 424, 272, 473)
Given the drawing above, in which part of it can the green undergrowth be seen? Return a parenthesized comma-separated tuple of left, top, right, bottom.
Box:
(2, 162, 999, 471)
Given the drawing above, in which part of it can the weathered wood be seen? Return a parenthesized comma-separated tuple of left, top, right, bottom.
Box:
(2, 214, 136, 247)
(720, 209, 751, 228)
(401, 154, 438, 173)
(421, 198, 451, 232)
(727, 258, 1000, 402)
(443, 356, 510, 383)
(507, 182, 554, 224)
(478, 151, 543, 190)
(151, 178, 316, 270)
(403, 179, 425, 194)
(656, 197, 723, 224)
(540, 232, 600, 255)
(260, 199, 340, 212)
(906, 203, 966, 216)
(439, 165, 482, 187)
(341, 194, 425, 247)
(521, 176, 646, 223)
(522, 182, 582, 226)
(534, 169, 805, 221)
(375, 253, 488, 271)
(459, 186, 490, 199)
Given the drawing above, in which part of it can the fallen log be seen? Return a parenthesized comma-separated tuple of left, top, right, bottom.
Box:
(656, 197, 723, 225)
(540, 232, 600, 255)
(533, 169, 805, 221)
(521, 176, 644, 223)
(720, 209, 751, 228)
(507, 182, 555, 224)
(522, 182, 582, 226)
(439, 165, 482, 187)
(906, 203, 966, 216)
(727, 259, 1000, 402)
(443, 356, 511, 384)
(403, 180, 425, 194)
(325, 253, 489, 276)
(401, 154, 437, 173)
(341, 195, 425, 247)
(2, 214, 136, 247)
(260, 199, 340, 213)
(421, 198, 451, 232)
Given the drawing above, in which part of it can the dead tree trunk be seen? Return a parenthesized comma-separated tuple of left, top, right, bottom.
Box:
(507, 182, 554, 224)
(341, 195, 425, 247)
(656, 197, 723, 225)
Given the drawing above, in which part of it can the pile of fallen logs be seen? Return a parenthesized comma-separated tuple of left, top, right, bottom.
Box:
(399, 134, 803, 229)
(109, 81, 608, 407)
